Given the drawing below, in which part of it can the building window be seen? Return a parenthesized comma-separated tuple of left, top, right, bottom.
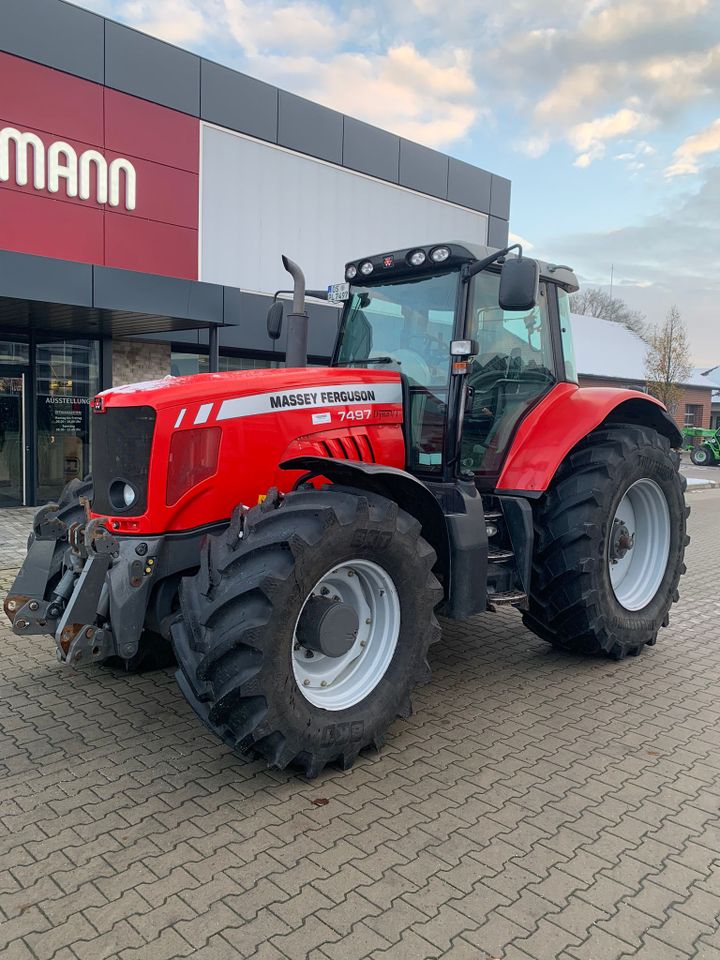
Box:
(685, 404, 703, 427)
(170, 353, 279, 376)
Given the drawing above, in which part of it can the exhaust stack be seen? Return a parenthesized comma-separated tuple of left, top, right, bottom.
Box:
(282, 255, 309, 368)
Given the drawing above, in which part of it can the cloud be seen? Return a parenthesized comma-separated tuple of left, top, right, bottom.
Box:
(666, 118, 720, 177)
(568, 108, 655, 167)
(244, 44, 482, 148)
(516, 135, 551, 159)
(223, 0, 348, 56)
(119, 0, 214, 43)
(539, 165, 720, 359)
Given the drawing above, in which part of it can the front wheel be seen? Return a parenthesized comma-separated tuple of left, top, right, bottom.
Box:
(691, 445, 713, 466)
(523, 424, 688, 659)
(172, 486, 442, 776)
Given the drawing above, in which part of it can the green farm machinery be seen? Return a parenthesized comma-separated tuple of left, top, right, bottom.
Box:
(683, 426, 720, 466)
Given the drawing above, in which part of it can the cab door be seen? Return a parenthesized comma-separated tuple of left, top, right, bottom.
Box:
(460, 277, 559, 485)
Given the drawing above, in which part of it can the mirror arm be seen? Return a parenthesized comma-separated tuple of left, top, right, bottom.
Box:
(463, 243, 522, 282)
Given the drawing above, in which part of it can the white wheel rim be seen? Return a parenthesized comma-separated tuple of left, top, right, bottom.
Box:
(695, 449, 707, 463)
(292, 559, 400, 711)
(608, 478, 671, 611)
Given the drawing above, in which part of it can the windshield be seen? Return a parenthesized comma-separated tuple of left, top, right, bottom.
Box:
(335, 271, 458, 474)
(336, 272, 458, 387)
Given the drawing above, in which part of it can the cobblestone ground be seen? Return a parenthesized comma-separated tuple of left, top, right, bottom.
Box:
(1, 493, 719, 960)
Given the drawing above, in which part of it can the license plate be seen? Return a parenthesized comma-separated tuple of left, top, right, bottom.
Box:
(327, 282, 350, 302)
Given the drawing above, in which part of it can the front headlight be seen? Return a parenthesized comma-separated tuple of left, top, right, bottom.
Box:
(109, 478, 137, 511)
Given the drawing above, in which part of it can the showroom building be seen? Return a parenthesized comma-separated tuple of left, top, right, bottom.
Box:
(0, 0, 511, 507)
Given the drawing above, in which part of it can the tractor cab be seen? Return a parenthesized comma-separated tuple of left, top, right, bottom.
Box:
(332, 243, 579, 489)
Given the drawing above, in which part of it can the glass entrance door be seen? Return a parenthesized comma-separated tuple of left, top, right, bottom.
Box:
(0, 367, 26, 506)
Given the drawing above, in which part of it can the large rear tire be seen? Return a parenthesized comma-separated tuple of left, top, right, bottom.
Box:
(172, 486, 442, 777)
(522, 424, 688, 659)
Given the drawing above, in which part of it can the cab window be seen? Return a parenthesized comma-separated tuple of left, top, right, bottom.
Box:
(461, 273, 556, 478)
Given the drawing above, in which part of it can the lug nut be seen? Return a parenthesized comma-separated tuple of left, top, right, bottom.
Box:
(347, 569, 354, 577)
(305, 649, 314, 658)
(360, 640, 366, 648)
(321, 680, 327, 687)
(365, 618, 372, 625)
(321, 587, 330, 596)
(303, 679, 310, 686)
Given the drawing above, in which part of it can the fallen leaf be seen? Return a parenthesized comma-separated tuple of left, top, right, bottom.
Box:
(311, 797, 330, 806)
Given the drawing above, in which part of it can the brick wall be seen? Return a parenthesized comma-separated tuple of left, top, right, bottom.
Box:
(578, 375, 713, 431)
(112, 340, 171, 387)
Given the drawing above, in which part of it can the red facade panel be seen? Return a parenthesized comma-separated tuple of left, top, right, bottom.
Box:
(105, 216, 197, 280)
(0, 51, 199, 280)
(104, 89, 199, 173)
(0, 188, 103, 264)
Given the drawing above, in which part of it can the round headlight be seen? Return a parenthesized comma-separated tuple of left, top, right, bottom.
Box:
(359, 261, 374, 276)
(431, 246, 450, 263)
(408, 249, 427, 267)
(109, 479, 137, 511)
(345, 264, 357, 280)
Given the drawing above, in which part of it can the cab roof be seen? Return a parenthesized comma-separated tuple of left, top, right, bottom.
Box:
(345, 242, 579, 293)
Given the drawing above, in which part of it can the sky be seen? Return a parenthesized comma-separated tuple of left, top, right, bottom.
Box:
(74, 0, 720, 362)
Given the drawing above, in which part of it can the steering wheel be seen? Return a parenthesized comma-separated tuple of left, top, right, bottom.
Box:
(388, 349, 432, 386)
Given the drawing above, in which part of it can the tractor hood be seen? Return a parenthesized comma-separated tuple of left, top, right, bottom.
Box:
(90, 367, 405, 535)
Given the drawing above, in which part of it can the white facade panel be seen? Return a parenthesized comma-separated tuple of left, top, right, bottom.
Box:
(200, 124, 488, 293)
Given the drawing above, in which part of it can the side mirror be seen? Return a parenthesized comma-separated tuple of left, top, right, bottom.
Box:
(499, 257, 539, 312)
(266, 301, 284, 340)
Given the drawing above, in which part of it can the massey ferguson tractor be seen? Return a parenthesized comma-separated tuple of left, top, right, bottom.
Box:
(5, 242, 688, 777)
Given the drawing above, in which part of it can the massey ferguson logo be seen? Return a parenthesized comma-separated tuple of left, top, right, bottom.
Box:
(0, 126, 137, 210)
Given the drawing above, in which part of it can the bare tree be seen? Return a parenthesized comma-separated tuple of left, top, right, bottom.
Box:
(644, 306, 693, 413)
(570, 287, 648, 339)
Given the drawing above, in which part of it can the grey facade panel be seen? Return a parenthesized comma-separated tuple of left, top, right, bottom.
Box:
(0, 250, 92, 306)
(94, 267, 223, 322)
(399, 140, 448, 200)
(490, 175, 512, 220)
(277, 92, 343, 164)
(220, 290, 340, 358)
(1, 0, 104, 82)
(222, 290, 279, 353)
(201, 60, 278, 142)
(104, 22, 200, 115)
(447, 158, 492, 214)
(487, 216, 509, 249)
(342, 118, 399, 183)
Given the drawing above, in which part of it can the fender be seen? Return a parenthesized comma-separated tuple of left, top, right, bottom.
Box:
(496, 383, 682, 497)
(281, 456, 451, 579)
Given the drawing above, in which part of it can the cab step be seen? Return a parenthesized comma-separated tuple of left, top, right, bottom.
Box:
(488, 547, 514, 562)
(487, 590, 527, 611)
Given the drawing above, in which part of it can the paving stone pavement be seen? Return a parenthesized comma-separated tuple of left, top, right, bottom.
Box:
(1, 493, 720, 960)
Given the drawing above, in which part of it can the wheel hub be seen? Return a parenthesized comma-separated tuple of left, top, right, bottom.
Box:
(610, 519, 635, 562)
(296, 596, 359, 658)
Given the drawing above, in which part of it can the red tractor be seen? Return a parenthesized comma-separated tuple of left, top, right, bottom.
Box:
(5, 243, 688, 776)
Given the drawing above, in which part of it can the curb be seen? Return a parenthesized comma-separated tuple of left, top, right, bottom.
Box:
(684, 479, 720, 494)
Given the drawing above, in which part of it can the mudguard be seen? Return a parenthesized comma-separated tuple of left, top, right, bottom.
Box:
(496, 383, 682, 497)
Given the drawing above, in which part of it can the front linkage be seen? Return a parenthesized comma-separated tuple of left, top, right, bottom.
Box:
(4, 491, 199, 668)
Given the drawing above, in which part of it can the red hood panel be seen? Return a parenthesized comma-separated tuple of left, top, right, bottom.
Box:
(92, 367, 406, 533)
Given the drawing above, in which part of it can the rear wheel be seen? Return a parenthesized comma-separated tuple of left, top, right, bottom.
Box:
(523, 424, 688, 658)
(172, 486, 442, 777)
(691, 445, 713, 466)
